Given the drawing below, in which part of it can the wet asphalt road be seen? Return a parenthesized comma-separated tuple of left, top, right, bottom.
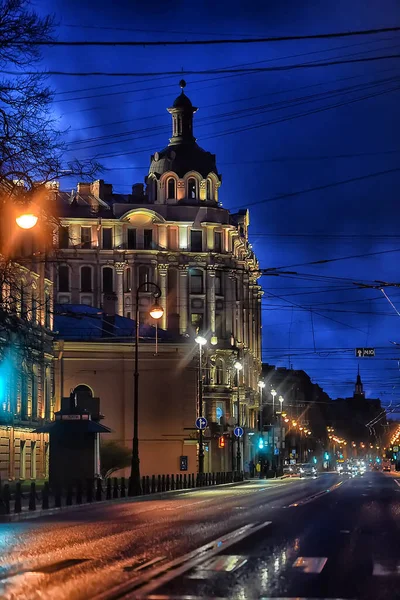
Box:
(0, 472, 398, 599)
(148, 471, 400, 600)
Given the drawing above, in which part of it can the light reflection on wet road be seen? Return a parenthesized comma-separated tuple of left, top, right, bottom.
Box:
(0, 476, 331, 599)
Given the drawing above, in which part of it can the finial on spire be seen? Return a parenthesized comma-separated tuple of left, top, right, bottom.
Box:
(179, 79, 186, 92)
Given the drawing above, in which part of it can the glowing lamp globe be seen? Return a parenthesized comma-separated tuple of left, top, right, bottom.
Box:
(149, 303, 164, 320)
(16, 213, 38, 230)
(195, 335, 207, 346)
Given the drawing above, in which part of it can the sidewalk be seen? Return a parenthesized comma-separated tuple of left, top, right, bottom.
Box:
(0, 479, 250, 523)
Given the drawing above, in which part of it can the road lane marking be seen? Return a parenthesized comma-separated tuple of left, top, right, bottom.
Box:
(186, 555, 248, 578)
(293, 556, 328, 574)
(394, 479, 400, 488)
(92, 520, 272, 599)
(124, 556, 166, 573)
(373, 561, 400, 576)
(287, 480, 344, 507)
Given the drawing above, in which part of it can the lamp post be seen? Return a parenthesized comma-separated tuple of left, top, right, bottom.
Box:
(278, 395, 284, 472)
(129, 281, 164, 496)
(271, 389, 277, 421)
(195, 335, 207, 474)
(258, 380, 265, 478)
(234, 361, 243, 472)
(278, 395, 284, 413)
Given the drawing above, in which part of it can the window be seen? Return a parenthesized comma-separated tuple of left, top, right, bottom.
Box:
(215, 270, 223, 295)
(125, 267, 131, 292)
(58, 266, 69, 292)
(216, 313, 223, 338)
(127, 311, 131, 320)
(190, 230, 202, 252)
(45, 293, 51, 328)
(31, 372, 38, 419)
(102, 267, 113, 293)
(139, 265, 149, 288)
(127, 228, 136, 249)
(191, 313, 203, 333)
(102, 228, 112, 249)
(81, 266, 92, 292)
(20, 441, 26, 479)
(206, 179, 212, 200)
(59, 226, 69, 249)
(216, 400, 224, 423)
(31, 442, 37, 479)
(188, 178, 197, 199)
(190, 269, 203, 294)
(44, 367, 51, 420)
(144, 229, 153, 249)
(80, 226, 92, 249)
(214, 231, 222, 253)
(74, 384, 93, 398)
(167, 178, 176, 199)
(216, 359, 224, 385)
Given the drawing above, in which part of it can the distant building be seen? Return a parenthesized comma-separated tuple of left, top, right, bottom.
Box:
(48, 83, 263, 472)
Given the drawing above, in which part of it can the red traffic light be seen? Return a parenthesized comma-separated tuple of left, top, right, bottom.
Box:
(218, 436, 225, 449)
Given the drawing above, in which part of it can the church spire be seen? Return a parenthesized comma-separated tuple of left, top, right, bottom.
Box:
(167, 80, 198, 145)
(354, 365, 365, 397)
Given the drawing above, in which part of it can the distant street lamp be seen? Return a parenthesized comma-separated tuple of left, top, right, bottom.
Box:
(129, 281, 164, 496)
(258, 380, 265, 478)
(195, 335, 207, 474)
(278, 395, 284, 413)
(234, 361, 243, 472)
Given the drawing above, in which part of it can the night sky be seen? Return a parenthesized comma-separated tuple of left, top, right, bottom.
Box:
(35, 0, 400, 407)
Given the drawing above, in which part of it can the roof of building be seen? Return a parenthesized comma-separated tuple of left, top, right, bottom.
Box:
(54, 304, 183, 342)
(148, 142, 218, 180)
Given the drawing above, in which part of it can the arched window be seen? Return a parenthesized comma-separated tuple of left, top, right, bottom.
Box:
(125, 267, 131, 292)
(58, 265, 69, 292)
(81, 266, 92, 292)
(167, 178, 176, 200)
(206, 179, 212, 200)
(74, 384, 93, 397)
(102, 267, 113, 293)
(216, 358, 224, 385)
(187, 178, 197, 199)
(153, 178, 158, 202)
(190, 268, 203, 294)
(139, 265, 149, 289)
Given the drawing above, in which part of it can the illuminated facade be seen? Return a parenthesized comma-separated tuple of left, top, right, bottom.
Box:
(51, 82, 262, 472)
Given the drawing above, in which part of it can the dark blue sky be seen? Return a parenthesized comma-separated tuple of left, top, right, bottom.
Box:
(36, 0, 400, 406)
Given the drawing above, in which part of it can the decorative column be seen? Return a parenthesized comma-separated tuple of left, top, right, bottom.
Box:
(157, 263, 169, 330)
(115, 261, 126, 316)
(178, 265, 189, 333)
(206, 265, 216, 334)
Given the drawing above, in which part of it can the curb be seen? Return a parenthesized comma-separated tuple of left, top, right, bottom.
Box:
(0, 480, 250, 523)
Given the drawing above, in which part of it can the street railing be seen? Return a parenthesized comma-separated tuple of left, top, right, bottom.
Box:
(0, 471, 244, 516)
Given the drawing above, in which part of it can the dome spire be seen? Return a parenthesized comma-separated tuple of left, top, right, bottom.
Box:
(167, 81, 198, 145)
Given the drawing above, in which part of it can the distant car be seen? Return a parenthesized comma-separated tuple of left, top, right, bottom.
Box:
(382, 461, 391, 472)
(283, 465, 299, 477)
(299, 463, 318, 478)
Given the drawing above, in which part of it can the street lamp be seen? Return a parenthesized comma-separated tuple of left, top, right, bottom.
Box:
(278, 395, 284, 412)
(15, 213, 38, 229)
(271, 389, 277, 419)
(258, 381, 265, 478)
(234, 361, 243, 472)
(195, 335, 207, 474)
(129, 281, 164, 496)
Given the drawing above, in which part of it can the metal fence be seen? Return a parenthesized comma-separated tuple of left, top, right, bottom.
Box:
(0, 471, 244, 515)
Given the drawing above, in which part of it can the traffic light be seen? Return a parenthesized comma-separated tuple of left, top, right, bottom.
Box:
(258, 437, 264, 450)
(218, 436, 225, 449)
(324, 452, 330, 460)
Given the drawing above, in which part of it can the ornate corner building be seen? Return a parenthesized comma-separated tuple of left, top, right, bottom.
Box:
(51, 82, 262, 472)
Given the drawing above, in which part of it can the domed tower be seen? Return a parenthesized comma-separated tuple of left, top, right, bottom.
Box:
(146, 81, 222, 205)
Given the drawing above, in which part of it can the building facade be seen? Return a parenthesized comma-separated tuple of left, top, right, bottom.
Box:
(50, 82, 262, 472)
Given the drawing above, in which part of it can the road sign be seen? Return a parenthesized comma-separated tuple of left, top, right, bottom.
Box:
(355, 347, 375, 357)
(274, 448, 279, 455)
(195, 417, 207, 430)
(234, 426, 244, 438)
(216, 407, 223, 420)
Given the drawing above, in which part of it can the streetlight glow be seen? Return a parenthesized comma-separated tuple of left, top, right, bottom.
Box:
(149, 303, 164, 320)
(16, 213, 38, 229)
(234, 361, 243, 371)
(258, 380, 265, 389)
(195, 335, 207, 346)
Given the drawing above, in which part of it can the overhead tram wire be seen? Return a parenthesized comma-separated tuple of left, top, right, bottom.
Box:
(65, 74, 400, 150)
(8, 53, 400, 77)
(55, 35, 400, 99)
(11, 25, 400, 46)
